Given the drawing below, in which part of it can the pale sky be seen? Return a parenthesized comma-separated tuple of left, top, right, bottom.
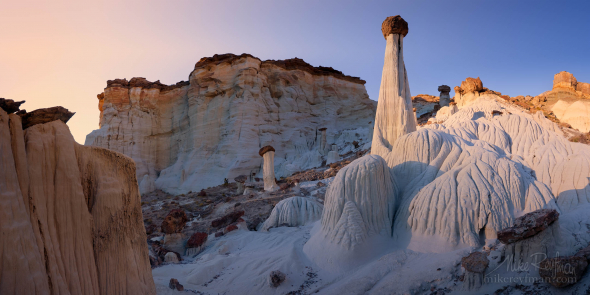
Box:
(1, 0, 589, 143)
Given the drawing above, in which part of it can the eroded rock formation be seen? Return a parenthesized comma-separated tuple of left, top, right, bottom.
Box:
(371, 15, 417, 158)
(86, 54, 376, 194)
(260, 196, 323, 231)
(0, 102, 155, 294)
(438, 85, 451, 107)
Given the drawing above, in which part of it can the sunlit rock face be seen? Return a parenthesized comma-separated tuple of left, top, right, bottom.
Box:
(85, 54, 376, 194)
(546, 72, 590, 132)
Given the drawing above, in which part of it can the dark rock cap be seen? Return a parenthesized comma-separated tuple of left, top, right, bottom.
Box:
(193, 53, 366, 85)
(438, 85, 451, 93)
(19, 106, 75, 130)
(318, 127, 327, 131)
(234, 175, 247, 183)
(186, 232, 208, 248)
(497, 209, 559, 244)
(259, 145, 276, 157)
(382, 15, 409, 39)
(0, 98, 25, 114)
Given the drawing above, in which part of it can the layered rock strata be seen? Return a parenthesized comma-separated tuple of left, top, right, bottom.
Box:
(0, 102, 155, 294)
(86, 54, 376, 194)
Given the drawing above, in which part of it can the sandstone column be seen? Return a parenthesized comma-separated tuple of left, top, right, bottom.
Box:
(438, 85, 451, 107)
(318, 127, 327, 155)
(371, 15, 416, 158)
(259, 146, 279, 192)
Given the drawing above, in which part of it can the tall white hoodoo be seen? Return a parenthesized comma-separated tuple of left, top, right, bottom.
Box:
(371, 15, 416, 158)
(259, 146, 280, 192)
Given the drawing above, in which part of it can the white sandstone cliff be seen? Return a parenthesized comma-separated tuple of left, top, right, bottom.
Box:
(85, 54, 376, 195)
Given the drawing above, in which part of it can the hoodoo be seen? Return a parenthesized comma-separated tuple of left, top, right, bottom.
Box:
(371, 15, 417, 158)
(438, 85, 451, 107)
(259, 145, 280, 192)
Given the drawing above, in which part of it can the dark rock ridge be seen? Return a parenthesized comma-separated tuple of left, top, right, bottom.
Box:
(106, 77, 190, 92)
(497, 209, 559, 244)
(193, 53, 366, 84)
(381, 15, 409, 38)
(18, 106, 75, 130)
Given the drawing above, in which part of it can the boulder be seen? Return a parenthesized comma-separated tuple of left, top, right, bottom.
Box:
(168, 278, 184, 291)
(268, 271, 286, 288)
(164, 252, 180, 263)
(539, 256, 588, 288)
(18, 106, 75, 129)
(461, 252, 489, 273)
(163, 233, 187, 255)
(0, 98, 25, 114)
(460, 77, 484, 93)
(186, 232, 208, 257)
(161, 209, 189, 234)
(461, 252, 489, 291)
(211, 210, 245, 228)
(497, 209, 559, 244)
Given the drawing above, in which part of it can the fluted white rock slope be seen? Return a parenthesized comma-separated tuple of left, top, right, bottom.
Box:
(260, 196, 323, 231)
(85, 55, 376, 194)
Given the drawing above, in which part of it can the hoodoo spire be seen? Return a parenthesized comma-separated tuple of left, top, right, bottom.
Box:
(371, 15, 416, 158)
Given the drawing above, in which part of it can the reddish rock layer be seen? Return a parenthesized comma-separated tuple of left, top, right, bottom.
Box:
(497, 209, 559, 244)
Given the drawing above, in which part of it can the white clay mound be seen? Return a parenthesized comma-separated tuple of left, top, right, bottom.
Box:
(259, 196, 323, 231)
(321, 154, 398, 244)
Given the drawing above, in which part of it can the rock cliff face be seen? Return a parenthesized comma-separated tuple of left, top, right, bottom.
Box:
(85, 54, 376, 194)
(545, 71, 590, 132)
(0, 100, 155, 294)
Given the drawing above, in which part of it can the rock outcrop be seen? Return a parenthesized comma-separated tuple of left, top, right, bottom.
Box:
(531, 71, 590, 132)
(0, 102, 155, 294)
(86, 54, 376, 194)
(19, 106, 75, 129)
(260, 196, 323, 231)
(438, 85, 451, 107)
(499, 209, 561, 266)
(497, 209, 559, 244)
(0, 98, 25, 114)
(371, 15, 416, 158)
(461, 252, 489, 291)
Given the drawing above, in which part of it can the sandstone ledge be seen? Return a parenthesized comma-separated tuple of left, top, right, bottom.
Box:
(194, 53, 366, 85)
